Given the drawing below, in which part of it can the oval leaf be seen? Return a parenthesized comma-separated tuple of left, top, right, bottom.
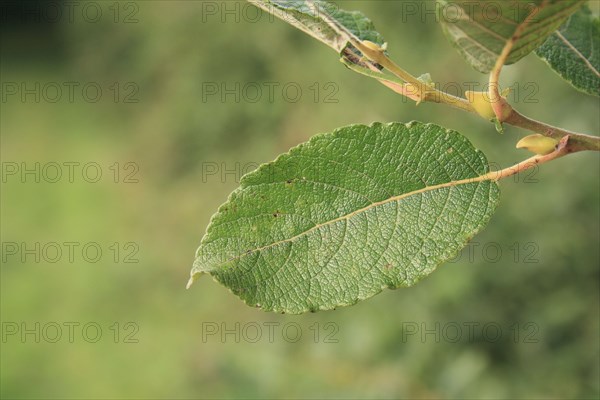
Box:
(437, 0, 585, 73)
(535, 5, 600, 96)
(189, 122, 500, 313)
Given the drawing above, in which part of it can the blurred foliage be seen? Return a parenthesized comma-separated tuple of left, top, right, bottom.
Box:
(1, 1, 598, 399)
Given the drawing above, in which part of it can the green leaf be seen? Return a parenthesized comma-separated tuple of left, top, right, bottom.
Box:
(437, 0, 585, 73)
(247, 0, 385, 53)
(535, 5, 600, 96)
(189, 122, 500, 314)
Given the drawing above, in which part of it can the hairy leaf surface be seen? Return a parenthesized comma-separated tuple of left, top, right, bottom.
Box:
(535, 5, 600, 96)
(190, 122, 500, 313)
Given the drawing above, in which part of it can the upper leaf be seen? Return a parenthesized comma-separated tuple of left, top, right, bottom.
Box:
(535, 5, 600, 96)
(247, 0, 385, 53)
(190, 122, 500, 314)
(437, 0, 585, 73)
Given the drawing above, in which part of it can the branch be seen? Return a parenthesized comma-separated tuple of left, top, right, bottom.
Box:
(306, 0, 599, 153)
(463, 135, 580, 187)
(505, 110, 600, 151)
(340, 58, 470, 111)
(482, 0, 599, 152)
(349, 43, 598, 152)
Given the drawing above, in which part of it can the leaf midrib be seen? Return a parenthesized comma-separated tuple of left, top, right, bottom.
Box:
(198, 173, 493, 271)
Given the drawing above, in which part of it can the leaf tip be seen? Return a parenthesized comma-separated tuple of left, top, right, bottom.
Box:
(186, 272, 202, 290)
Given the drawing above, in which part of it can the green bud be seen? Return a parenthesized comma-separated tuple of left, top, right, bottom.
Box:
(516, 134, 559, 155)
(465, 90, 495, 120)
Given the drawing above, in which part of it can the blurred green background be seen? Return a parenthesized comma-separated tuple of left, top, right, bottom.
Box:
(1, 1, 598, 398)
